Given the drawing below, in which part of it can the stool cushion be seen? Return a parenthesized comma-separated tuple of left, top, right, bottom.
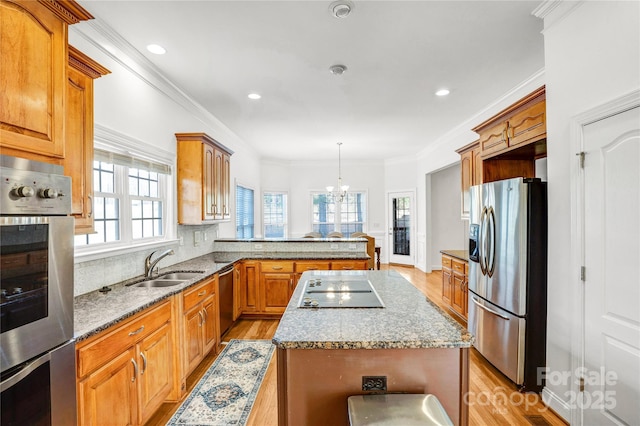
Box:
(347, 394, 453, 426)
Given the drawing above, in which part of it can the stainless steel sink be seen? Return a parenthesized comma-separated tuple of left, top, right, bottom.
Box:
(134, 279, 185, 288)
(157, 272, 203, 280)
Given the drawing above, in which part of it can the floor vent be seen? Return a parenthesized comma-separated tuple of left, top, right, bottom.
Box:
(525, 415, 551, 426)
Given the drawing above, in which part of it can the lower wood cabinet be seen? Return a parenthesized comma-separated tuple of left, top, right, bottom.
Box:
(77, 299, 174, 426)
(441, 254, 468, 322)
(260, 261, 295, 314)
(182, 277, 218, 377)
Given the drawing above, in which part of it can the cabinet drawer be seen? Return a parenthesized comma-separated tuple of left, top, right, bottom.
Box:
(261, 261, 294, 273)
(452, 260, 465, 274)
(77, 300, 171, 378)
(330, 260, 366, 270)
(507, 100, 546, 148)
(441, 256, 452, 269)
(183, 278, 215, 312)
(295, 261, 330, 272)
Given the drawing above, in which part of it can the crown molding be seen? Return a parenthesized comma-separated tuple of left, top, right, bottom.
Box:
(532, 0, 585, 33)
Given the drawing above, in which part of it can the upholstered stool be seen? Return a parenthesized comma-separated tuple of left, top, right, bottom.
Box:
(347, 394, 453, 426)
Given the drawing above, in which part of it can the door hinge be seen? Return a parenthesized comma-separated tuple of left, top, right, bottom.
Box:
(579, 376, 585, 392)
(577, 151, 586, 168)
(580, 266, 586, 281)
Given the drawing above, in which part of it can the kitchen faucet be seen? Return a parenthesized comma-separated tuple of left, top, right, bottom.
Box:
(144, 249, 175, 278)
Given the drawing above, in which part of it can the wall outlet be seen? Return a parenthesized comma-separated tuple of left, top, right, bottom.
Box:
(331, 244, 339, 250)
(362, 376, 387, 391)
(349, 244, 357, 250)
(254, 243, 263, 250)
(179, 236, 184, 246)
(194, 231, 202, 246)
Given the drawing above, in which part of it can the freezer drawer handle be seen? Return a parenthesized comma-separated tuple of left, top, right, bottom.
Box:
(471, 297, 509, 320)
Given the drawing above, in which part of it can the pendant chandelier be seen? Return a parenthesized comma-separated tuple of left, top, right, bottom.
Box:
(326, 142, 349, 203)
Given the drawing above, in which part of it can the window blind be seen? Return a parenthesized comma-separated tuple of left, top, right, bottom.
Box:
(94, 149, 171, 175)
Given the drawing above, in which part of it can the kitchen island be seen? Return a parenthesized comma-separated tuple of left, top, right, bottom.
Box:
(273, 270, 473, 426)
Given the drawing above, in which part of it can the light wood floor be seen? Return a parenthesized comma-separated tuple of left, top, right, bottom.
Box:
(146, 265, 567, 426)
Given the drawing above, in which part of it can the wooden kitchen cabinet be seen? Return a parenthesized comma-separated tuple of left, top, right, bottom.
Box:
(182, 277, 218, 377)
(77, 299, 174, 426)
(441, 254, 468, 322)
(260, 261, 295, 314)
(294, 260, 331, 286)
(239, 261, 260, 314)
(456, 140, 482, 218)
(176, 132, 234, 224)
(65, 46, 110, 234)
(0, 0, 92, 162)
(330, 260, 368, 271)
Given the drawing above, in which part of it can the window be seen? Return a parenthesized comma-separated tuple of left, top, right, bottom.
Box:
(263, 192, 288, 238)
(311, 192, 366, 237)
(75, 149, 171, 249)
(236, 185, 254, 238)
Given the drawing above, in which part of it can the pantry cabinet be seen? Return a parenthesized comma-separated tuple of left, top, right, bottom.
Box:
(0, 0, 92, 162)
(76, 299, 174, 426)
(176, 133, 234, 224)
(182, 277, 218, 377)
(65, 46, 110, 234)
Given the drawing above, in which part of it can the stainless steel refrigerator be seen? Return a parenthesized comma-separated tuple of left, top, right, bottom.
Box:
(468, 177, 547, 392)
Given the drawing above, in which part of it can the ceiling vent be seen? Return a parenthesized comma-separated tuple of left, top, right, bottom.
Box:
(329, 1, 354, 19)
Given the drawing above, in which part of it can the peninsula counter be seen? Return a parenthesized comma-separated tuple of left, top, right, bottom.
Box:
(273, 270, 473, 426)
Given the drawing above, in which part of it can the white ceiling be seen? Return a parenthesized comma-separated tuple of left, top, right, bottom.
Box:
(79, 0, 544, 162)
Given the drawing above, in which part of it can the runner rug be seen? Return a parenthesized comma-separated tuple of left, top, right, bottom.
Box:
(167, 339, 275, 426)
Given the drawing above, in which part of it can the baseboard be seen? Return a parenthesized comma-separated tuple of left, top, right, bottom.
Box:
(541, 387, 570, 423)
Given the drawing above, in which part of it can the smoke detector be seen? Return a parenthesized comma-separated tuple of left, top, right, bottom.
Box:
(329, 64, 347, 75)
(329, 1, 354, 19)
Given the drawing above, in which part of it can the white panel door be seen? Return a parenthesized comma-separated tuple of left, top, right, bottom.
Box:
(582, 106, 640, 425)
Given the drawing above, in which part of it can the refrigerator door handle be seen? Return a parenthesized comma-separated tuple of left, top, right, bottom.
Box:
(487, 206, 496, 278)
(479, 207, 488, 275)
(471, 296, 509, 320)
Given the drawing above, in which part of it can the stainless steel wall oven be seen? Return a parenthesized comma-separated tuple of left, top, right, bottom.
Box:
(0, 156, 76, 425)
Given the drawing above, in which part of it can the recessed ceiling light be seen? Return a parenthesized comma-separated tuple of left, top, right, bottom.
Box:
(329, 64, 347, 75)
(436, 89, 450, 97)
(248, 93, 261, 100)
(329, 1, 354, 18)
(146, 44, 166, 55)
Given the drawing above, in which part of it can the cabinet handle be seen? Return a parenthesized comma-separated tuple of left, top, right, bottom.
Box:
(140, 352, 147, 375)
(131, 359, 138, 382)
(128, 325, 145, 336)
(87, 194, 93, 218)
(198, 311, 204, 326)
(198, 290, 207, 296)
(202, 308, 207, 323)
(271, 266, 283, 270)
(342, 266, 354, 270)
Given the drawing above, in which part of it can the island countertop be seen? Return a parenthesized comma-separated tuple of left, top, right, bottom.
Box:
(272, 270, 473, 350)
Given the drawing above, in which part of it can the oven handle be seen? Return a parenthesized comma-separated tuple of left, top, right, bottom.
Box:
(1, 351, 50, 392)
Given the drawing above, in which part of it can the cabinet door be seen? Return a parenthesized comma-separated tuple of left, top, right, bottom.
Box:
(222, 151, 231, 219)
(507, 99, 546, 148)
(79, 348, 137, 426)
(460, 149, 473, 218)
(213, 148, 223, 220)
(203, 143, 215, 221)
(66, 65, 94, 234)
(262, 272, 293, 313)
(137, 322, 172, 424)
(451, 272, 466, 318)
(478, 121, 508, 157)
(202, 295, 216, 355)
(240, 262, 260, 313)
(442, 268, 452, 305)
(0, 0, 66, 159)
(184, 305, 204, 376)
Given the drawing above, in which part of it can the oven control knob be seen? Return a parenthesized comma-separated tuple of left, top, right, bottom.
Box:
(12, 185, 35, 198)
(39, 188, 59, 199)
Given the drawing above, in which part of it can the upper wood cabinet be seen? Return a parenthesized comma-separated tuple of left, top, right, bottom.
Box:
(66, 46, 110, 234)
(473, 86, 547, 161)
(176, 133, 234, 224)
(456, 140, 482, 218)
(0, 0, 92, 162)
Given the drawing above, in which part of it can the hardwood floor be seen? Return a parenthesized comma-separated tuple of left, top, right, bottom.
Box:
(146, 265, 567, 426)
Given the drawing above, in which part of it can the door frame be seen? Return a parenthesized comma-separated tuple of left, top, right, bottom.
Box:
(569, 89, 640, 426)
(386, 189, 416, 266)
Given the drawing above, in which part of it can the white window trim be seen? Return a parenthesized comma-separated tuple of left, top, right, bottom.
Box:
(74, 125, 177, 261)
(262, 189, 289, 239)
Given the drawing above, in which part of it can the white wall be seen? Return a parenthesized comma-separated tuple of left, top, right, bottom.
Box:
(536, 0, 640, 420)
(429, 164, 467, 270)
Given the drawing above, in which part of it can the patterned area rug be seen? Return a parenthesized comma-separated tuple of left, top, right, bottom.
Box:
(167, 339, 275, 426)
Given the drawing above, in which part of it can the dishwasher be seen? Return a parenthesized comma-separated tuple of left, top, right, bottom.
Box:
(218, 267, 234, 336)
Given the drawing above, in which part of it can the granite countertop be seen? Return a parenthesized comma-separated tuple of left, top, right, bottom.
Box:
(74, 251, 369, 342)
(272, 270, 473, 350)
(440, 249, 469, 262)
